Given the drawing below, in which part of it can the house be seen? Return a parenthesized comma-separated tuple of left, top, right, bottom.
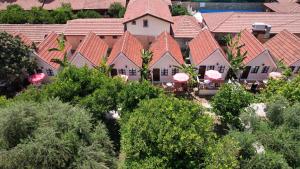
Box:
(264, 2, 300, 13)
(171, 15, 203, 48)
(35, 32, 72, 79)
(71, 32, 109, 68)
(107, 31, 143, 81)
(64, 18, 124, 49)
(188, 29, 230, 80)
(123, 0, 173, 46)
(237, 29, 277, 81)
(0, 0, 126, 13)
(149, 31, 185, 83)
(265, 30, 300, 75)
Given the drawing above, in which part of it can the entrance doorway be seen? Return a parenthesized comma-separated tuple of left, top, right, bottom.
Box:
(153, 68, 160, 82)
(198, 66, 206, 79)
(240, 66, 251, 79)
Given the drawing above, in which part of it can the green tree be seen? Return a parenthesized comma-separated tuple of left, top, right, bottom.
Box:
(121, 97, 216, 168)
(49, 33, 70, 68)
(108, 2, 126, 18)
(0, 5, 28, 24)
(27, 7, 53, 24)
(140, 49, 153, 81)
(212, 84, 253, 129)
(51, 3, 74, 24)
(76, 10, 101, 18)
(171, 4, 189, 16)
(266, 96, 289, 126)
(97, 58, 114, 77)
(225, 33, 247, 80)
(0, 32, 36, 93)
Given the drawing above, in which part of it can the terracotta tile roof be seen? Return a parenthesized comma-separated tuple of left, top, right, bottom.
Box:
(265, 30, 300, 66)
(264, 3, 300, 13)
(73, 32, 108, 67)
(107, 31, 143, 67)
(203, 12, 300, 34)
(37, 32, 72, 69)
(149, 31, 184, 67)
(124, 0, 173, 23)
(0, 0, 126, 10)
(277, 0, 298, 3)
(0, 24, 65, 43)
(64, 18, 124, 36)
(12, 32, 34, 47)
(189, 29, 226, 65)
(237, 29, 266, 64)
(202, 12, 234, 31)
(172, 15, 203, 38)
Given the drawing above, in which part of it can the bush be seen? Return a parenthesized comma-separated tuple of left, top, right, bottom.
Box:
(266, 96, 289, 126)
(108, 2, 126, 18)
(51, 3, 74, 24)
(0, 5, 28, 24)
(27, 7, 53, 24)
(171, 4, 189, 16)
(76, 10, 101, 18)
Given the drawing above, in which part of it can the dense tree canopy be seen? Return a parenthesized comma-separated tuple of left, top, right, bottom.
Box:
(0, 99, 116, 169)
(76, 10, 101, 19)
(27, 7, 54, 24)
(108, 2, 126, 18)
(0, 5, 28, 24)
(171, 4, 189, 16)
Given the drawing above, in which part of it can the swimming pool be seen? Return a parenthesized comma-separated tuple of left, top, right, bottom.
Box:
(199, 9, 263, 13)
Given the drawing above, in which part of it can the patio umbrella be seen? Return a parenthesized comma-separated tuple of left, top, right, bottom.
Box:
(28, 73, 45, 84)
(268, 72, 282, 80)
(205, 70, 222, 81)
(173, 73, 189, 83)
(119, 75, 129, 82)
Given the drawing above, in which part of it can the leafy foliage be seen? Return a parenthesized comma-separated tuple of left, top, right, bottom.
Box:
(174, 64, 198, 87)
(0, 5, 28, 24)
(27, 7, 54, 24)
(108, 2, 126, 18)
(76, 10, 101, 19)
(171, 4, 189, 16)
(140, 49, 153, 81)
(51, 3, 74, 24)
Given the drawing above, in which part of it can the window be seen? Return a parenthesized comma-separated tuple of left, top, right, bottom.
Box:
(290, 66, 296, 72)
(261, 66, 270, 73)
(219, 66, 225, 73)
(118, 69, 126, 75)
(295, 67, 300, 74)
(161, 69, 168, 76)
(143, 20, 148, 27)
(172, 68, 179, 75)
(100, 36, 105, 39)
(251, 66, 260, 73)
(129, 69, 137, 76)
(207, 65, 215, 70)
(131, 20, 136, 25)
(46, 69, 54, 76)
(112, 36, 118, 39)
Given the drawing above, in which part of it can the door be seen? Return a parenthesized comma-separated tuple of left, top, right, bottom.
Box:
(153, 68, 160, 82)
(240, 66, 251, 79)
(111, 69, 118, 77)
(198, 66, 206, 79)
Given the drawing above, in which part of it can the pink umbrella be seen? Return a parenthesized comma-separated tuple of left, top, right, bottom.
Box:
(205, 70, 222, 81)
(173, 73, 189, 83)
(269, 72, 282, 80)
(28, 73, 46, 84)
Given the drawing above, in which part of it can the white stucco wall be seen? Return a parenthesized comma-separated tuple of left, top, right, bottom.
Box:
(33, 53, 58, 81)
(110, 53, 141, 81)
(150, 52, 182, 83)
(125, 15, 171, 37)
(70, 53, 94, 68)
(242, 50, 277, 81)
(191, 49, 230, 80)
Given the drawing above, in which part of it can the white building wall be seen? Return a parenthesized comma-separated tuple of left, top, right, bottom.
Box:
(193, 50, 230, 80)
(243, 50, 277, 81)
(150, 52, 182, 83)
(34, 54, 58, 81)
(70, 53, 94, 68)
(125, 15, 171, 37)
(110, 53, 141, 81)
(290, 60, 300, 76)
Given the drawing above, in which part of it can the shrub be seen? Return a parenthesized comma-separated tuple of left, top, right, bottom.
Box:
(108, 2, 126, 18)
(171, 4, 189, 16)
(76, 10, 101, 18)
(0, 5, 28, 24)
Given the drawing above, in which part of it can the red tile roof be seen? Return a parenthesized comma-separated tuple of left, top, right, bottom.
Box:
(265, 30, 300, 66)
(237, 29, 266, 64)
(149, 31, 184, 67)
(37, 32, 72, 69)
(0, 24, 65, 43)
(189, 29, 226, 65)
(107, 31, 143, 67)
(172, 15, 203, 38)
(203, 12, 300, 34)
(264, 2, 300, 13)
(12, 32, 34, 47)
(73, 32, 108, 67)
(124, 0, 173, 23)
(0, 0, 126, 10)
(65, 18, 124, 36)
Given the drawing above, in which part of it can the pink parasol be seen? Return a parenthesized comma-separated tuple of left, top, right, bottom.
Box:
(28, 73, 46, 84)
(269, 72, 282, 80)
(173, 73, 189, 83)
(205, 70, 222, 81)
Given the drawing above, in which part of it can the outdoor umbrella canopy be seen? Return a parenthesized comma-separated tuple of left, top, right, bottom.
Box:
(268, 72, 282, 80)
(173, 73, 189, 83)
(28, 73, 45, 84)
(205, 70, 222, 81)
